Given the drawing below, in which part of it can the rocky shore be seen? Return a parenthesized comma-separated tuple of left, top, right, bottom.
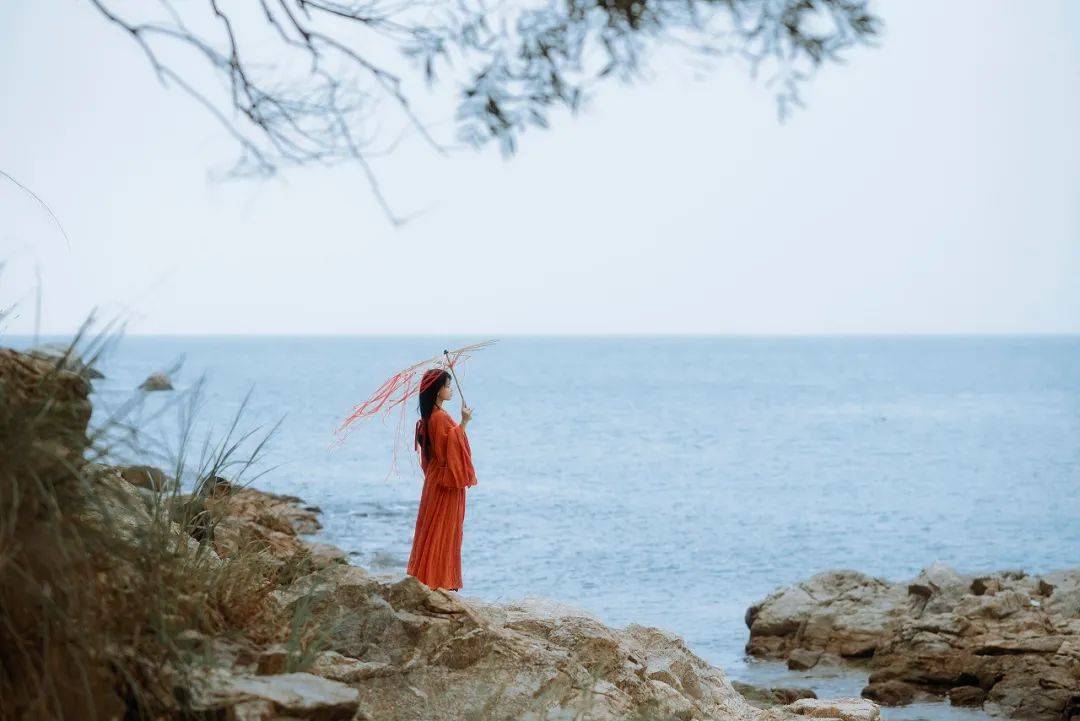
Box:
(745, 565, 1080, 720)
(2, 345, 880, 721)
(154, 480, 887, 721)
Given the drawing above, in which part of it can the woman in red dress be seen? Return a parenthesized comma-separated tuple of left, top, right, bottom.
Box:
(406, 369, 477, 592)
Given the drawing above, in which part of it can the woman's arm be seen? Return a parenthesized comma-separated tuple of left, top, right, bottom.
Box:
(433, 411, 477, 489)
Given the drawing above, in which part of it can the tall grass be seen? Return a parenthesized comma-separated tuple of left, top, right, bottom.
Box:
(0, 313, 333, 720)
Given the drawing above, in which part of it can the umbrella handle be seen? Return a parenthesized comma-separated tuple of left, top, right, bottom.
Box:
(444, 350, 468, 408)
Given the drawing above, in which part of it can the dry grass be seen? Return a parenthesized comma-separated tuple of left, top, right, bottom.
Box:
(0, 315, 334, 721)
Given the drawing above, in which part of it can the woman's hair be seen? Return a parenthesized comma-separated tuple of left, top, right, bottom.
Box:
(415, 368, 450, 461)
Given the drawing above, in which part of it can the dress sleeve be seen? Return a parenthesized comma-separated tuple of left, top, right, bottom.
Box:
(433, 412, 478, 489)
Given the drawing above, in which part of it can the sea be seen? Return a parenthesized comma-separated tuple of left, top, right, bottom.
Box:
(8, 334, 1079, 720)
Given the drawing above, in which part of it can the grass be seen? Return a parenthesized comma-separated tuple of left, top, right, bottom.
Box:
(0, 312, 339, 720)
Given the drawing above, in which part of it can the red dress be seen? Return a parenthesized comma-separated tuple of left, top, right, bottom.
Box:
(406, 407, 478, 590)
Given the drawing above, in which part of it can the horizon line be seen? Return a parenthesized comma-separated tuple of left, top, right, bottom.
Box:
(5, 331, 1080, 339)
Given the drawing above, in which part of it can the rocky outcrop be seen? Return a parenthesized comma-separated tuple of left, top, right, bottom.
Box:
(744, 570, 906, 660)
(746, 563, 1080, 720)
(92, 469, 874, 721)
(82, 467, 873, 721)
(138, 371, 173, 391)
(0, 346, 93, 488)
(733, 681, 816, 709)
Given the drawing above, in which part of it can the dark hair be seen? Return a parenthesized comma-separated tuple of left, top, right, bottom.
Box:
(415, 369, 450, 461)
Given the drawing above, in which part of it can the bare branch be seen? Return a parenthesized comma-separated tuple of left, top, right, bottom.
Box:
(85, 0, 882, 218)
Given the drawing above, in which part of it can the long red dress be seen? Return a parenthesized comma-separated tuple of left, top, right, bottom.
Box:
(406, 407, 478, 590)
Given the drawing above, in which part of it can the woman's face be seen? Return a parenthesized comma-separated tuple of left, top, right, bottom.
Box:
(437, 376, 453, 402)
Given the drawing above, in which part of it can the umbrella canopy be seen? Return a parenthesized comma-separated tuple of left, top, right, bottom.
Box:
(329, 340, 496, 468)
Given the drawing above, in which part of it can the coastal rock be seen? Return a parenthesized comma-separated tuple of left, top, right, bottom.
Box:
(117, 464, 173, 491)
(769, 697, 880, 721)
(187, 670, 359, 720)
(744, 570, 906, 659)
(948, 685, 986, 706)
(185, 484, 324, 561)
(165, 481, 880, 721)
(747, 564, 1080, 721)
(268, 566, 775, 721)
(138, 371, 173, 391)
(733, 680, 816, 708)
(307, 541, 350, 568)
(0, 347, 92, 488)
(859, 680, 932, 706)
(787, 649, 823, 670)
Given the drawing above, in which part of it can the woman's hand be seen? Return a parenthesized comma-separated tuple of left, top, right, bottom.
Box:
(460, 405, 473, 426)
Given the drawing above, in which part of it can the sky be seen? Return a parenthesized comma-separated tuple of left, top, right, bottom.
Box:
(1, 0, 1078, 336)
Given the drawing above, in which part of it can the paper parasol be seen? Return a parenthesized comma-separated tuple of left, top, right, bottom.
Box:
(329, 340, 496, 467)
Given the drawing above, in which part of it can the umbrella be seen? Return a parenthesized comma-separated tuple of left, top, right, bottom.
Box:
(329, 340, 497, 470)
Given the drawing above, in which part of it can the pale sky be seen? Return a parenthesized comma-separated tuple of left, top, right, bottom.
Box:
(1, 1, 1077, 335)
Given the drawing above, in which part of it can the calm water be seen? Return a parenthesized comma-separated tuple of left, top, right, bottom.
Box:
(10, 335, 1080, 719)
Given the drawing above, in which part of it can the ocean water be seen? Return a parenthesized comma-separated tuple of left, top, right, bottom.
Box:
(9, 335, 1080, 719)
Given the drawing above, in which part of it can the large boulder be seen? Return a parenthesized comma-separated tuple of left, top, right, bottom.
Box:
(186, 669, 359, 720)
(745, 570, 906, 659)
(747, 564, 1080, 721)
(269, 566, 778, 721)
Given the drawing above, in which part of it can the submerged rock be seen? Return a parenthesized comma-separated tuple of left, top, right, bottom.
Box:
(746, 563, 1080, 720)
(138, 371, 173, 391)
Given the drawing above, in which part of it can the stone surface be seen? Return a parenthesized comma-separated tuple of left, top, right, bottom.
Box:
(138, 371, 173, 391)
(787, 649, 822, 671)
(117, 464, 173, 491)
(859, 680, 925, 706)
(948, 685, 986, 707)
(733, 681, 816, 709)
(0, 347, 92, 488)
(188, 670, 359, 719)
(747, 563, 1080, 720)
(769, 697, 881, 721)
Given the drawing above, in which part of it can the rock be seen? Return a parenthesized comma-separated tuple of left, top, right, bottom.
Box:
(187, 670, 359, 719)
(270, 569, 770, 721)
(256, 644, 293, 675)
(747, 563, 1080, 721)
(306, 542, 348, 569)
(775, 697, 880, 721)
(949, 685, 987, 706)
(0, 347, 92, 489)
(117, 464, 173, 491)
(787, 649, 822, 670)
(25, 341, 105, 378)
(181, 484, 324, 561)
(138, 371, 173, 391)
(745, 570, 905, 659)
(860, 679, 918, 706)
(733, 681, 816, 708)
(308, 651, 392, 683)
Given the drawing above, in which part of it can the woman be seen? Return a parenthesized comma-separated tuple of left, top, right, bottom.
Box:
(406, 368, 478, 592)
